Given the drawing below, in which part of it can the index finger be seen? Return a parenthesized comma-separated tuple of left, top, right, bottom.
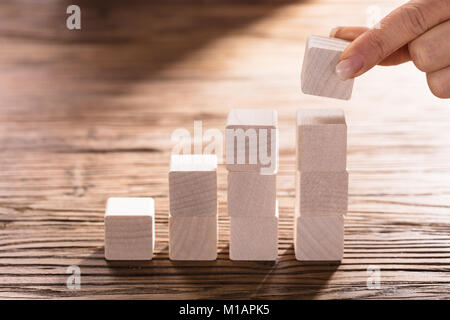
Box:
(337, 0, 450, 79)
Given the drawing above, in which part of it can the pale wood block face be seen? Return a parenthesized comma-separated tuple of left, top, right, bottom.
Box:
(169, 216, 217, 261)
(294, 215, 344, 261)
(229, 205, 278, 261)
(227, 109, 278, 127)
(104, 197, 155, 260)
(301, 35, 354, 100)
(297, 109, 347, 172)
(228, 171, 276, 217)
(169, 155, 217, 217)
(226, 109, 278, 173)
(170, 154, 217, 172)
(295, 171, 348, 216)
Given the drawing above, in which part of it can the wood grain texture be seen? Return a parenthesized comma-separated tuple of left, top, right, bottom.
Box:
(301, 35, 354, 100)
(296, 171, 348, 216)
(230, 206, 278, 261)
(297, 109, 347, 172)
(228, 171, 276, 217)
(1, 0, 450, 299)
(169, 155, 217, 217)
(105, 197, 154, 260)
(169, 216, 217, 261)
(226, 109, 278, 173)
(294, 216, 344, 261)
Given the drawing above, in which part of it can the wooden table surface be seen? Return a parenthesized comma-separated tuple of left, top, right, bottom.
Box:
(1, 0, 449, 299)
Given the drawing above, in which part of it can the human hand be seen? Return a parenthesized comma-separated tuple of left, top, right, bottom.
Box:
(331, 0, 450, 98)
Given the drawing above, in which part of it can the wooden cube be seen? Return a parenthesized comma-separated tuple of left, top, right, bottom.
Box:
(297, 109, 347, 172)
(169, 154, 217, 217)
(294, 215, 344, 261)
(226, 109, 278, 174)
(295, 171, 348, 216)
(104, 197, 155, 260)
(229, 203, 278, 261)
(301, 35, 354, 100)
(228, 171, 276, 217)
(169, 215, 217, 260)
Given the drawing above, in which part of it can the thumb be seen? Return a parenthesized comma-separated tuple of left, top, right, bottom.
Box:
(335, 0, 450, 80)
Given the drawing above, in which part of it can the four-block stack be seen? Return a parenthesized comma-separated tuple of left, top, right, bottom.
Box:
(294, 109, 348, 261)
(226, 109, 279, 260)
(169, 154, 218, 260)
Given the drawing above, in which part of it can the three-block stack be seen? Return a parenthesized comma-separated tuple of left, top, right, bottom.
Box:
(226, 109, 279, 260)
(294, 109, 348, 261)
(169, 154, 218, 260)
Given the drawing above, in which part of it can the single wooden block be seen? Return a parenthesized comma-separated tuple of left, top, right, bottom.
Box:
(169, 154, 217, 217)
(297, 109, 347, 172)
(229, 203, 278, 261)
(295, 171, 348, 216)
(225, 109, 278, 174)
(169, 215, 217, 260)
(228, 171, 276, 217)
(294, 215, 344, 261)
(104, 197, 155, 261)
(301, 35, 354, 100)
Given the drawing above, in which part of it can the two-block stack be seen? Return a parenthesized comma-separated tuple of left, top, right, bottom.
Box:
(294, 109, 348, 261)
(226, 109, 279, 260)
(169, 154, 218, 260)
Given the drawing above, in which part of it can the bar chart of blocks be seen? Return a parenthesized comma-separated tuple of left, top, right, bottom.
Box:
(104, 107, 348, 262)
(102, 34, 352, 262)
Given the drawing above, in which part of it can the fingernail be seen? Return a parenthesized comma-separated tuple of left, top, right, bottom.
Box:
(335, 55, 364, 80)
(329, 26, 340, 37)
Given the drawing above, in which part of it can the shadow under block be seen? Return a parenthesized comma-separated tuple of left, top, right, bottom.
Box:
(169, 216, 217, 261)
(225, 109, 278, 173)
(104, 197, 155, 261)
(169, 154, 217, 217)
(301, 35, 354, 100)
(295, 171, 348, 216)
(229, 204, 278, 261)
(228, 171, 276, 217)
(297, 109, 347, 172)
(294, 215, 344, 261)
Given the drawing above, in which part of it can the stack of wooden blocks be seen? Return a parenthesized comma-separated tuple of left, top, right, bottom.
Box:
(226, 109, 279, 260)
(168, 154, 218, 260)
(294, 109, 348, 261)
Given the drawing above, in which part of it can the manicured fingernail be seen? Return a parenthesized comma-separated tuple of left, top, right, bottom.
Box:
(335, 55, 364, 80)
(329, 26, 340, 37)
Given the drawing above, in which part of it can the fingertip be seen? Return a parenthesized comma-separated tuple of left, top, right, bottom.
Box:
(329, 26, 341, 38)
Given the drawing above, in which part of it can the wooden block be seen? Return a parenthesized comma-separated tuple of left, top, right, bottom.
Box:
(228, 171, 276, 217)
(229, 202, 278, 260)
(169, 215, 217, 260)
(295, 171, 348, 216)
(104, 197, 154, 260)
(297, 109, 347, 172)
(301, 35, 354, 100)
(294, 215, 344, 261)
(225, 109, 278, 174)
(169, 154, 217, 217)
